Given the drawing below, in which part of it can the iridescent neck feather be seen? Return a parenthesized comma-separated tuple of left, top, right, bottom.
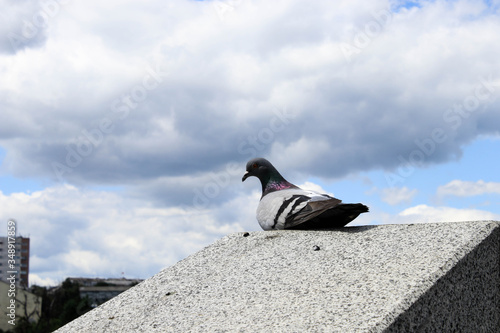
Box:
(262, 178, 298, 197)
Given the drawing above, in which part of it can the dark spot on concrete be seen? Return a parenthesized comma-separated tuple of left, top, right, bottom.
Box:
(265, 234, 279, 239)
(313, 245, 320, 251)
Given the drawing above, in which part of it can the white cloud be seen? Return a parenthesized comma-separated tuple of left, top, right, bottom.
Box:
(396, 204, 499, 224)
(1, 0, 500, 187)
(379, 186, 418, 205)
(437, 180, 500, 198)
(358, 204, 500, 226)
(351, 203, 499, 227)
(0, 185, 252, 285)
(29, 274, 59, 287)
(1, 0, 500, 286)
(297, 181, 335, 197)
(0, 0, 49, 54)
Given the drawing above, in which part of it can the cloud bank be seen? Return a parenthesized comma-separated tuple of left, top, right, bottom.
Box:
(1, 0, 499, 284)
(1, 0, 499, 196)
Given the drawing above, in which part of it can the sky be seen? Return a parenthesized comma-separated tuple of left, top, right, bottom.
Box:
(0, 0, 499, 287)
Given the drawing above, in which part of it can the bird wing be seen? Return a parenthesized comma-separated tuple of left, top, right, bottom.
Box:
(257, 189, 341, 230)
(284, 196, 342, 229)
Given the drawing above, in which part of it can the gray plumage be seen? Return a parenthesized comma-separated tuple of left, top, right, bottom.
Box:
(242, 158, 369, 230)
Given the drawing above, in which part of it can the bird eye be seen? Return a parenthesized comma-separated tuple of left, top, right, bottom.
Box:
(252, 163, 258, 168)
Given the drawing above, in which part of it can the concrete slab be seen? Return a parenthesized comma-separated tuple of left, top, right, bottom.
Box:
(55, 221, 500, 332)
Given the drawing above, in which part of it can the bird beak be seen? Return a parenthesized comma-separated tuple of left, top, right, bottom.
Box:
(242, 171, 250, 182)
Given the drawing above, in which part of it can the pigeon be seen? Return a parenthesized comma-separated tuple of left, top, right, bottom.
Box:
(242, 157, 369, 230)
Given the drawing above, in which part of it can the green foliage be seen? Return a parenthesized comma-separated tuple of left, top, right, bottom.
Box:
(11, 278, 92, 333)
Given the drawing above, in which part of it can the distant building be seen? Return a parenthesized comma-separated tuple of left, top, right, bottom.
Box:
(68, 277, 143, 307)
(79, 285, 132, 307)
(0, 236, 30, 288)
(69, 277, 143, 287)
(0, 280, 42, 331)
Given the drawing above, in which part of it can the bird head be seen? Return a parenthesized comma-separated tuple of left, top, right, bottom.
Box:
(242, 157, 273, 182)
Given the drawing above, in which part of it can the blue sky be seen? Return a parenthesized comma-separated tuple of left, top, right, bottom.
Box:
(324, 136, 500, 220)
(1, 0, 499, 286)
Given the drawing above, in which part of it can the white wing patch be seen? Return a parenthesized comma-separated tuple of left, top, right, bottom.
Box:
(257, 189, 333, 230)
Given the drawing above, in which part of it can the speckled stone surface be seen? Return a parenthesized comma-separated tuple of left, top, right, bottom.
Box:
(55, 221, 499, 333)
